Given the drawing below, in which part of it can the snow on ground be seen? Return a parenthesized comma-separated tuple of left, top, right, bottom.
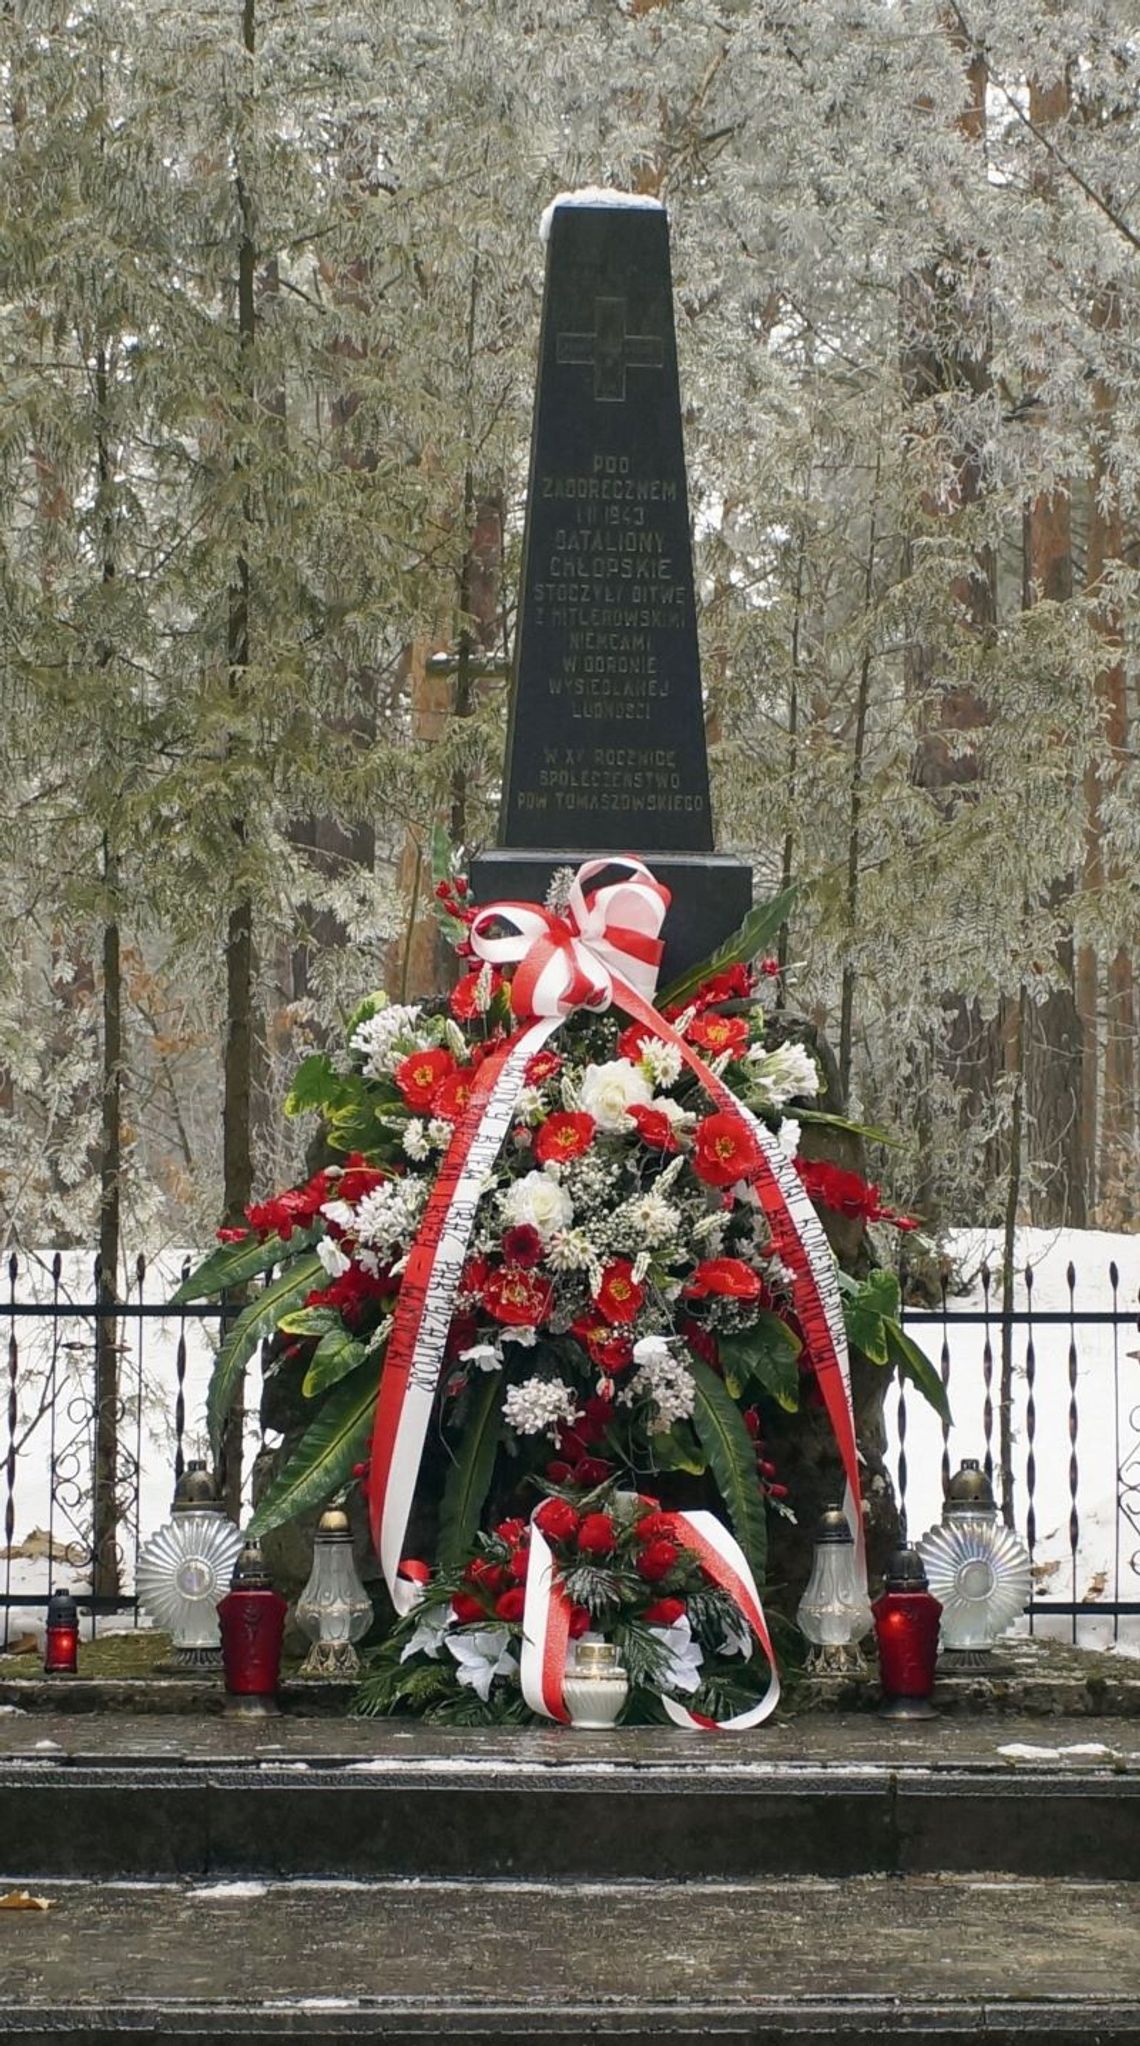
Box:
(889, 1227, 1140, 1650)
(3, 1230, 1138, 1650)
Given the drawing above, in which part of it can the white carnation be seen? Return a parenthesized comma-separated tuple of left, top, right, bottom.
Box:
(502, 1375, 580, 1437)
(578, 1058, 653, 1132)
(747, 1040, 819, 1107)
(640, 1038, 682, 1089)
(350, 1003, 424, 1077)
(501, 1169, 574, 1244)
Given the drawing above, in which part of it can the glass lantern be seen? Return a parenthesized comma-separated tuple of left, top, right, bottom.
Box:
(295, 1508, 373, 1677)
(796, 1506, 873, 1673)
(917, 1458, 1031, 1671)
(136, 1462, 243, 1671)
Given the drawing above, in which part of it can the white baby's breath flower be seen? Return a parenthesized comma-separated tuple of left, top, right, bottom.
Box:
(502, 1376, 580, 1437)
(620, 1341, 695, 1431)
(500, 1169, 574, 1244)
(402, 1119, 430, 1161)
(640, 1038, 682, 1089)
(578, 1058, 653, 1133)
(316, 1235, 351, 1279)
(353, 1178, 429, 1254)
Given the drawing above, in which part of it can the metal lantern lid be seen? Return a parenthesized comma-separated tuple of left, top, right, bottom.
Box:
(230, 1538, 272, 1591)
(46, 1587, 79, 1628)
(171, 1461, 224, 1515)
(316, 1508, 352, 1540)
(813, 1506, 853, 1546)
(883, 1546, 930, 1593)
(944, 1458, 997, 1519)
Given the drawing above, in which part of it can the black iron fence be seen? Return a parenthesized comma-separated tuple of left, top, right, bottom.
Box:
(896, 1259, 1140, 1640)
(3, 1247, 1139, 1648)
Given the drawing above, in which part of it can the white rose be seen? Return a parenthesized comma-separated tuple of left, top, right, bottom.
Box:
(501, 1168, 574, 1244)
(578, 1058, 654, 1133)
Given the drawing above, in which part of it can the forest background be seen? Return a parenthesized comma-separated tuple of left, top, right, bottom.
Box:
(3, 0, 1138, 1291)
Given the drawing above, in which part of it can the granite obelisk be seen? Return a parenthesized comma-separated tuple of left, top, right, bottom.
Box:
(471, 193, 751, 982)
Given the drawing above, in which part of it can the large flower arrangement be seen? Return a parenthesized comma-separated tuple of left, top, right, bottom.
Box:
(176, 870, 942, 1725)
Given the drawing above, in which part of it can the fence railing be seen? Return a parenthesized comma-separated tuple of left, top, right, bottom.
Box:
(896, 1258, 1140, 1641)
(3, 1248, 1139, 1650)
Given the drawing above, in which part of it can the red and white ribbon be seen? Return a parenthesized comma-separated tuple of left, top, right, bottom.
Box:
(520, 1507, 780, 1730)
(367, 853, 864, 1670)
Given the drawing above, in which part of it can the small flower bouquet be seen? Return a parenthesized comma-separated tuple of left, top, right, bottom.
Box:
(175, 864, 943, 1724)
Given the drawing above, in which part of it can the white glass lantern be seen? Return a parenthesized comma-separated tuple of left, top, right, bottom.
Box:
(562, 1634, 629, 1729)
(796, 1507, 873, 1673)
(295, 1508, 373, 1677)
(917, 1459, 1031, 1669)
(136, 1463, 243, 1670)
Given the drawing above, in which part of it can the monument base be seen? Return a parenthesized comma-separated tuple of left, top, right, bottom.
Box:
(470, 849, 753, 989)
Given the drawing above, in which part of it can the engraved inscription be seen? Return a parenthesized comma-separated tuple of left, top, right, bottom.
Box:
(556, 297, 665, 403)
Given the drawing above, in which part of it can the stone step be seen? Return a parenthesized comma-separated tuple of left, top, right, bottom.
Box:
(3, 1716, 1139, 1882)
(1, 1874, 1138, 2044)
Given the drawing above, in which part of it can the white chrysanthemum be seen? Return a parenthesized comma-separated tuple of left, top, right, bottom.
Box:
(426, 1118, 453, 1150)
(547, 1228, 599, 1276)
(619, 1191, 681, 1247)
(640, 1038, 682, 1089)
(502, 1375, 580, 1437)
(350, 1003, 424, 1077)
(500, 1169, 574, 1244)
(620, 1340, 695, 1431)
(578, 1058, 654, 1132)
(402, 1119, 430, 1161)
(316, 1235, 351, 1279)
(747, 1040, 819, 1106)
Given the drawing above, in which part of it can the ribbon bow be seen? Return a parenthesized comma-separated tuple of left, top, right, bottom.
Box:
(468, 855, 671, 1017)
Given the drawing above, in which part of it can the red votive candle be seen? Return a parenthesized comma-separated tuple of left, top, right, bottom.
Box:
(44, 1588, 80, 1675)
(217, 1538, 287, 1713)
(872, 1547, 942, 1720)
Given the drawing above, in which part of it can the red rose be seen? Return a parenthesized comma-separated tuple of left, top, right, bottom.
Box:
(525, 1048, 562, 1086)
(495, 1518, 528, 1546)
(572, 1457, 613, 1488)
(635, 1511, 676, 1544)
(683, 1257, 763, 1301)
(534, 1111, 596, 1164)
(595, 1258, 645, 1326)
(691, 1111, 762, 1188)
(545, 1460, 574, 1485)
(642, 1596, 686, 1627)
(501, 1224, 544, 1268)
(636, 1537, 680, 1582)
(626, 1103, 680, 1153)
(577, 1512, 617, 1555)
(451, 1591, 487, 1625)
(395, 1046, 455, 1111)
(508, 1547, 530, 1583)
(398, 1557, 431, 1584)
(568, 1604, 592, 1639)
(464, 1557, 507, 1594)
(431, 1065, 477, 1122)
(687, 1012, 749, 1057)
(494, 1586, 526, 1623)
(534, 1498, 580, 1543)
(482, 1265, 553, 1327)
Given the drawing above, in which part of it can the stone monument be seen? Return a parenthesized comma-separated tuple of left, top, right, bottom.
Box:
(471, 192, 751, 982)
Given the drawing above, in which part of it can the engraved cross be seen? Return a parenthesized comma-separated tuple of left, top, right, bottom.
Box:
(556, 296, 664, 403)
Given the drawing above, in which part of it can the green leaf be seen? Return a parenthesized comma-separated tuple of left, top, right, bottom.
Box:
(842, 1268, 900, 1366)
(278, 1306, 343, 1339)
(437, 1373, 502, 1574)
(688, 1358, 768, 1588)
(885, 1320, 951, 1425)
(327, 1101, 387, 1154)
(795, 1106, 898, 1145)
(303, 1326, 369, 1399)
(719, 1317, 801, 1412)
(206, 1253, 324, 1451)
(284, 1053, 351, 1119)
(169, 1228, 316, 1305)
(247, 1362, 376, 1537)
(430, 821, 455, 888)
(647, 1423, 707, 1476)
(658, 886, 797, 1009)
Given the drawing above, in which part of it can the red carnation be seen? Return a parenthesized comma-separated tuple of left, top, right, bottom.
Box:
(395, 1046, 455, 1112)
(577, 1512, 617, 1555)
(642, 1596, 686, 1627)
(691, 1111, 762, 1188)
(451, 1591, 487, 1625)
(683, 1257, 763, 1301)
(568, 1604, 592, 1639)
(626, 1102, 680, 1153)
(431, 1065, 477, 1122)
(535, 1498, 580, 1542)
(494, 1586, 526, 1624)
(534, 1111, 596, 1164)
(595, 1258, 645, 1326)
(501, 1223, 544, 1268)
(687, 1012, 749, 1057)
(482, 1265, 553, 1327)
(525, 1048, 562, 1086)
(636, 1537, 680, 1582)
